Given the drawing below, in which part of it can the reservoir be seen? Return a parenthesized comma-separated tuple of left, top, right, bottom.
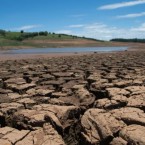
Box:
(0, 46, 127, 54)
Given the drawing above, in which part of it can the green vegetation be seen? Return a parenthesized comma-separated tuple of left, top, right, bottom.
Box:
(0, 29, 103, 48)
(110, 38, 145, 43)
(0, 29, 101, 41)
(32, 33, 77, 40)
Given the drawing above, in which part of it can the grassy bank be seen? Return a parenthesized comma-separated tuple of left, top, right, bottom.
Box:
(0, 30, 121, 50)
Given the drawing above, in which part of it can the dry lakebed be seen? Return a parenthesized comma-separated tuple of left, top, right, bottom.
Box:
(0, 48, 145, 145)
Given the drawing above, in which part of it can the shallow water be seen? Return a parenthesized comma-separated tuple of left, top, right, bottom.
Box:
(0, 46, 127, 54)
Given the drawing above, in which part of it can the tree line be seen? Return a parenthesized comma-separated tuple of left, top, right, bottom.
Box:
(0, 30, 50, 41)
(110, 38, 145, 43)
(16, 31, 48, 41)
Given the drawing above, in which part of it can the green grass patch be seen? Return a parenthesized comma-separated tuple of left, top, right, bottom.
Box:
(0, 30, 104, 48)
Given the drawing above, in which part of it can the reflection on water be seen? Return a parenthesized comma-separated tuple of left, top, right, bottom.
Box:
(0, 47, 128, 54)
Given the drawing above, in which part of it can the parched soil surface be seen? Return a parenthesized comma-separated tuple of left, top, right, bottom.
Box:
(0, 51, 145, 145)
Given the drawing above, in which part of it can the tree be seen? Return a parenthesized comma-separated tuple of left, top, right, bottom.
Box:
(0, 29, 6, 36)
(20, 30, 24, 33)
(39, 31, 48, 36)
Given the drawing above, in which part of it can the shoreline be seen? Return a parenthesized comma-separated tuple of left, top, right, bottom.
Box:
(0, 42, 144, 61)
(0, 50, 126, 61)
(0, 52, 88, 61)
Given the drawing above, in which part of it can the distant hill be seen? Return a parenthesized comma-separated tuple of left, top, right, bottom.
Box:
(0, 29, 109, 49)
(0, 29, 104, 41)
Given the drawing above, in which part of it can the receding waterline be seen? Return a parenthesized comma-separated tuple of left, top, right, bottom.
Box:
(0, 47, 128, 54)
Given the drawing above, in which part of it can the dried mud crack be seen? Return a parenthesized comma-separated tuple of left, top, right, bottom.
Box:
(0, 51, 145, 145)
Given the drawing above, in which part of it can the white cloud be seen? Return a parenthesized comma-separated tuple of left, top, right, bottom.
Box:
(85, 23, 107, 30)
(98, 0, 145, 10)
(77, 23, 123, 40)
(117, 12, 145, 18)
(131, 23, 145, 31)
(55, 30, 72, 34)
(68, 24, 84, 28)
(57, 22, 145, 40)
(11, 25, 42, 31)
(84, 23, 145, 40)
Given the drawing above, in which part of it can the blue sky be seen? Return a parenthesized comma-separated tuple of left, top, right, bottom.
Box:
(1, 0, 145, 40)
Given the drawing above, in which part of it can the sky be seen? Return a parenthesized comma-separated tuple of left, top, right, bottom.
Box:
(1, 0, 145, 40)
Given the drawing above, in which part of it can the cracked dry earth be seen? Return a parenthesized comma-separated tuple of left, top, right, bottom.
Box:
(0, 51, 145, 145)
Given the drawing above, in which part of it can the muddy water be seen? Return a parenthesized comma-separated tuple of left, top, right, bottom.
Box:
(0, 46, 127, 54)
